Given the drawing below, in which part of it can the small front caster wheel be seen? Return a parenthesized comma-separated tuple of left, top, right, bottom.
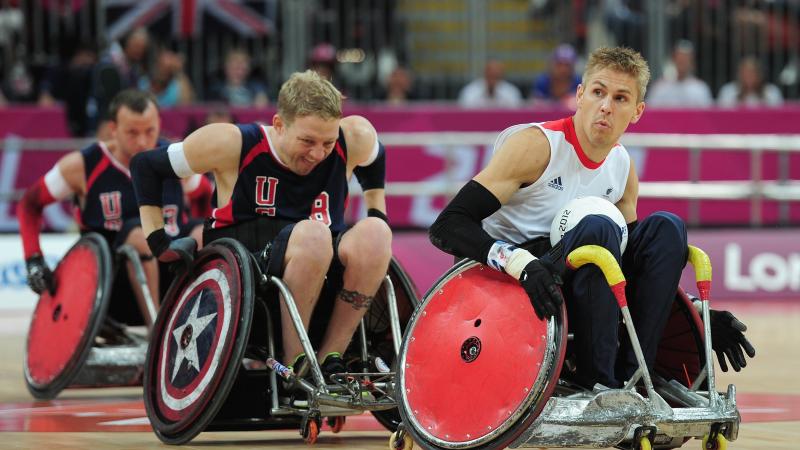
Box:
(702, 433, 728, 450)
(389, 430, 413, 450)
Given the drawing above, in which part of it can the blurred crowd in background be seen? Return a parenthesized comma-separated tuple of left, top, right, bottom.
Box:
(0, 0, 798, 137)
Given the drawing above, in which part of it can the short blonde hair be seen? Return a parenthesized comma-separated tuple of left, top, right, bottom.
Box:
(583, 47, 651, 102)
(277, 70, 343, 124)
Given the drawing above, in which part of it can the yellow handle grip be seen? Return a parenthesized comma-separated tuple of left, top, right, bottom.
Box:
(566, 245, 625, 287)
(687, 245, 712, 301)
(687, 245, 712, 283)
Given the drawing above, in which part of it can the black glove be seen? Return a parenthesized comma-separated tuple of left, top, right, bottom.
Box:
(25, 254, 55, 296)
(709, 308, 756, 372)
(146, 229, 196, 268)
(519, 258, 564, 320)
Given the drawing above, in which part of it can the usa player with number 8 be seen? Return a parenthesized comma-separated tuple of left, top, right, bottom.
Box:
(130, 70, 391, 389)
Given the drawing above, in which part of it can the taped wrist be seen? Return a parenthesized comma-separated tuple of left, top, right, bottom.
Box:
(367, 208, 388, 223)
(354, 141, 386, 190)
(428, 180, 501, 263)
(130, 145, 179, 207)
(146, 228, 171, 258)
(505, 248, 537, 280)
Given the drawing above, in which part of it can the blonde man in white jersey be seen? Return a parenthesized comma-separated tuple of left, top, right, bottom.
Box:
(429, 47, 754, 389)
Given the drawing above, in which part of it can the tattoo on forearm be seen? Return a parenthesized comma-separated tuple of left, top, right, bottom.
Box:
(337, 288, 374, 310)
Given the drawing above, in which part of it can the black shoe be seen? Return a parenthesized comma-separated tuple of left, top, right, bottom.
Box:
(320, 353, 346, 382)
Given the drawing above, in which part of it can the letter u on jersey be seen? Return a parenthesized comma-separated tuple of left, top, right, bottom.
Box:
(255, 176, 279, 215)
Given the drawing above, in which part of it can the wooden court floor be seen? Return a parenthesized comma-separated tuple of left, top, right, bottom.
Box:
(0, 299, 797, 450)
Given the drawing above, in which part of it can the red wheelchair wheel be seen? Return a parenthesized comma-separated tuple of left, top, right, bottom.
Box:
(24, 232, 112, 400)
(398, 261, 567, 450)
(144, 238, 254, 444)
(655, 288, 705, 388)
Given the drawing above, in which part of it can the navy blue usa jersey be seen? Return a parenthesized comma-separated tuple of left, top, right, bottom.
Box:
(79, 141, 188, 237)
(209, 123, 349, 233)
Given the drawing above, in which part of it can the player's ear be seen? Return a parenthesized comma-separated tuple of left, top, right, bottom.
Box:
(631, 101, 645, 124)
(272, 114, 284, 133)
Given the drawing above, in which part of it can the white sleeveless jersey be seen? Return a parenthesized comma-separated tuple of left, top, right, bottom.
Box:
(482, 117, 631, 244)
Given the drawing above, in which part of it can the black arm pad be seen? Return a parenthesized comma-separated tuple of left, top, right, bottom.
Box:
(367, 208, 389, 223)
(354, 141, 386, 190)
(428, 179, 502, 263)
(130, 145, 178, 207)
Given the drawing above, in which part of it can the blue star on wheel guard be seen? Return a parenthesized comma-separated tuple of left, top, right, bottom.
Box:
(167, 289, 220, 389)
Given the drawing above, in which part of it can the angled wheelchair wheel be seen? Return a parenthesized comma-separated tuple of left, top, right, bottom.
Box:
(144, 238, 255, 445)
(655, 288, 705, 388)
(398, 261, 567, 450)
(24, 232, 113, 400)
(366, 257, 420, 432)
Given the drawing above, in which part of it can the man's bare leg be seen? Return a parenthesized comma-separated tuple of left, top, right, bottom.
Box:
(280, 220, 332, 361)
(317, 217, 392, 359)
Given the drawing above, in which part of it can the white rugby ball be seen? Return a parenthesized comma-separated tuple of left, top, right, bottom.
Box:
(549, 196, 628, 253)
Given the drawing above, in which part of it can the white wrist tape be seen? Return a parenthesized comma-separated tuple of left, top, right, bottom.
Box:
(505, 248, 537, 280)
(167, 142, 196, 178)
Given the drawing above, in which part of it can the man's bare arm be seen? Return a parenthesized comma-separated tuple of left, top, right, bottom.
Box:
(616, 160, 639, 224)
(135, 123, 241, 237)
(342, 116, 388, 216)
(473, 127, 551, 204)
(429, 126, 551, 262)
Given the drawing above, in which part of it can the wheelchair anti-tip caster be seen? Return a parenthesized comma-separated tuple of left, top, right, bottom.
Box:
(389, 426, 414, 450)
(702, 432, 728, 449)
(301, 413, 322, 445)
(327, 416, 345, 433)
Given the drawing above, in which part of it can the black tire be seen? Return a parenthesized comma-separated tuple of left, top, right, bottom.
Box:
(367, 257, 420, 432)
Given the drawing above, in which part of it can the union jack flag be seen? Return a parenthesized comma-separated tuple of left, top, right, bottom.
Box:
(103, 0, 272, 40)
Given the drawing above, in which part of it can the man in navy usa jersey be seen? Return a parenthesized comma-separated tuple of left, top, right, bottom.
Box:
(18, 89, 205, 327)
(131, 70, 391, 379)
(429, 47, 754, 389)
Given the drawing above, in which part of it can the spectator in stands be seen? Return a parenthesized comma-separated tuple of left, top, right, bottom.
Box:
(603, 0, 645, 53)
(139, 47, 194, 108)
(2, 61, 38, 104)
(380, 66, 416, 105)
(531, 44, 581, 109)
(208, 49, 269, 107)
(105, 28, 150, 89)
(718, 56, 783, 108)
(308, 42, 338, 82)
(647, 40, 713, 108)
(38, 43, 98, 136)
(458, 59, 523, 108)
(89, 28, 152, 136)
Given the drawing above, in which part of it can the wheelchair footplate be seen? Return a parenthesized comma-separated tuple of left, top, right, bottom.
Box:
(511, 382, 740, 449)
(269, 358, 399, 414)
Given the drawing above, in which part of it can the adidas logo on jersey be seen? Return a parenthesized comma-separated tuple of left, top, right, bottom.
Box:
(547, 176, 564, 191)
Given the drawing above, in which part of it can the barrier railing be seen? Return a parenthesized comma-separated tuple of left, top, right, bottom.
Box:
(5, 132, 800, 226)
